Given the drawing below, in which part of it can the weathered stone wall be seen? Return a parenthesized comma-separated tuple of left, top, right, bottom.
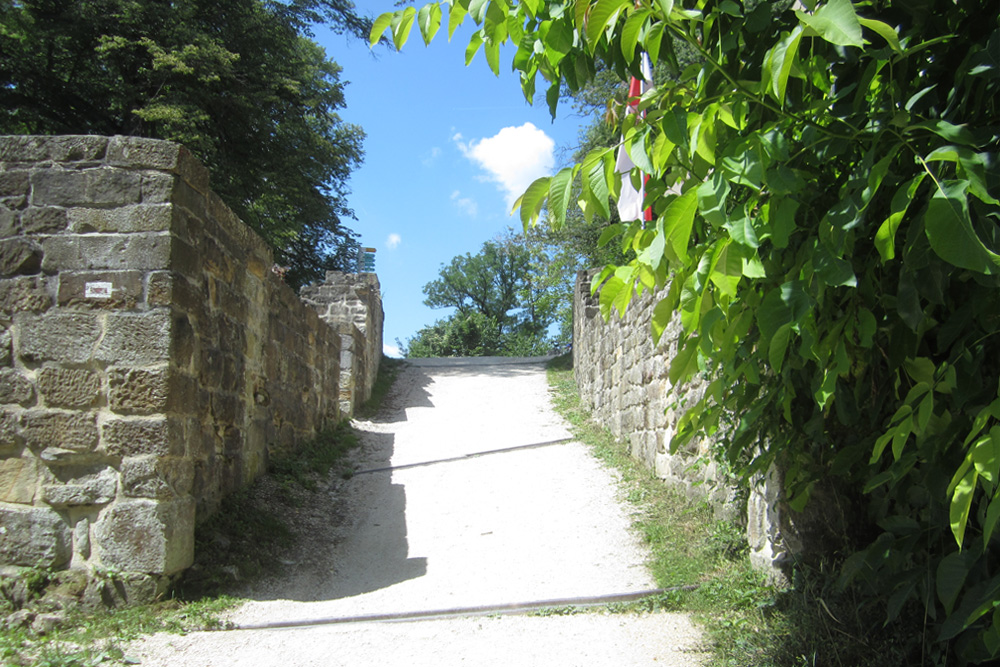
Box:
(573, 270, 733, 511)
(0, 135, 351, 578)
(301, 272, 383, 416)
(574, 270, 800, 572)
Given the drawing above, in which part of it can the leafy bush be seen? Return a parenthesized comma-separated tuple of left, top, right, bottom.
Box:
(377, 0, 1000, 661)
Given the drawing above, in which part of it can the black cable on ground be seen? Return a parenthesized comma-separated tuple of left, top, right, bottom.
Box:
(233, 586, 701, 631)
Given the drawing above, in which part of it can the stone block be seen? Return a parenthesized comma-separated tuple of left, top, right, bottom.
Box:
(57, 270, 143, 310)
(139, 172, 176, 204)
(20, 207, 67, 234)
(0, 205, 17, 238)
(93, 498, 195, 574)
(0, 369, 34, 406)
(108, 367, 169, 415)
(96, 309, 171, 365)
(106, 136, 182, 171)
(22, 410, 98, 453)
(0, 136, 49, 162)
(102, 417, 181, 458)
(0, 275, 51, 314)
(169, 235, 203, 281)
(29, 169, 88, 207)
(87, 168, 143, 206)
(0, 171, 29, 197)
(67, 204, 173, 233)
(41, 466, 117, 507)
(0, 456, 40, 504)
(145, 271, 172, 307)
(0, 410, 19, 453)
(0, 330, 10, 367)
(0, 505, 72, 568)
(121, 456, 192, 499)
(74, 517, 90, 559)
(37, 368, 101, 409)
(0, 238, 42, 277)
(172, 316, 194, 370)
(41, 233, 170, 272)
(44, 136, 110, 162)
(16, 311, 101, 363)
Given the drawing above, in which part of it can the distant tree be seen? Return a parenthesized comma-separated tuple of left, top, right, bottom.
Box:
(0, 0, 369, 287)
(404, 233, 560, 357)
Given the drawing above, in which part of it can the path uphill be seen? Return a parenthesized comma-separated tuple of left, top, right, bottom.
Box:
(130, 357, 706, 666)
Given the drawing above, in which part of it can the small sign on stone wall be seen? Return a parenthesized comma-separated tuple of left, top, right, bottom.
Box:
(85, 282, 113, 299)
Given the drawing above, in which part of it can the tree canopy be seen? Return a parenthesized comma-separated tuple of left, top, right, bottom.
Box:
(402, 234, 560, 357)
(0, 0, 369, 287)
(375, 0, 1000, 661)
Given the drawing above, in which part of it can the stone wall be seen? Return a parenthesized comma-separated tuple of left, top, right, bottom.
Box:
(573, 270, 733, 511)
(573, 270, 797, 572)
(301, 272, 383, 416)
(0, 135, 370, 579)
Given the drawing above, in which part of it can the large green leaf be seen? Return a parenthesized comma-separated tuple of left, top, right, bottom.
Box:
(449, 0, 469, 38)
(725, 216, 760, 249)
(669, 336, 700, 385)
(546, 167, 575, 230)
(875, 174, 924, 262)
(621, 9, 650, 62)
(651, 296, 674, 345)
(858, 17, 902, 54)
(757, 281, 812, 342)
(697, 171, 730, 228)
(514, 176, 550, 228)
(662, 188, 699, 264)
(370, 12, 394, 47)
(418, 3, 443, 45)
(813, 242, 857, 287)
(767, 26, 803, 104)
(950, 465, 978, 547)
(708, 239, 742, 298)
(769, 323, 792, 373)
(586, 0, 629, 46)
(924, 179, 1000, 274)
(937, 551, 971, 616)
(795, 0, 863, 48)
(770, 198, 799, 249)
(391, 7, 418, 50)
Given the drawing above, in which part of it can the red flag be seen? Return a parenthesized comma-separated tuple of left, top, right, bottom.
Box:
(615, 54, 653, 223)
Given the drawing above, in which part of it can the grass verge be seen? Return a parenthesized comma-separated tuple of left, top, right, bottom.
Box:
(355, 356, 405, 419)
(546, 353, 921, 667)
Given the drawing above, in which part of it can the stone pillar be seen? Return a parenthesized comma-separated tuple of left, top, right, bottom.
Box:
(301, 271, 384, 416)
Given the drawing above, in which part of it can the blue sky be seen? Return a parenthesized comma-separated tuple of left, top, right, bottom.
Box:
(314, 2, 588, 356)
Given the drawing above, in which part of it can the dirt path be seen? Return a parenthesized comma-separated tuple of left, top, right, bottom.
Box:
(129, 357, 707, 666)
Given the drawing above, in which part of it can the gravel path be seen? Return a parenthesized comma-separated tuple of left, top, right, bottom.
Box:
(129, 357, 706, 666)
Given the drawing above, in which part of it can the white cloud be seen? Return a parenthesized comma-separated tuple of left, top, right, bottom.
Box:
(386, 233, 402, 249)
(383, 343, 403, 358)
(455, 123, 555, 209)
(450, 190, 478, 217)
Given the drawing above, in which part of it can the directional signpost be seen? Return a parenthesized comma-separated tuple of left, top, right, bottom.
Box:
(356, 246, 377, 274)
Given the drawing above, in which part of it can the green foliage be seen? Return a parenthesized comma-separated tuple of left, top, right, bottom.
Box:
(380, 0, 1000, 660)
(0, 595, 234, 667)
(547, 353, 929, 666)
(355, 356, 405, 418)
(0, 0, 368, 288)
(405, 232, 563, 356)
